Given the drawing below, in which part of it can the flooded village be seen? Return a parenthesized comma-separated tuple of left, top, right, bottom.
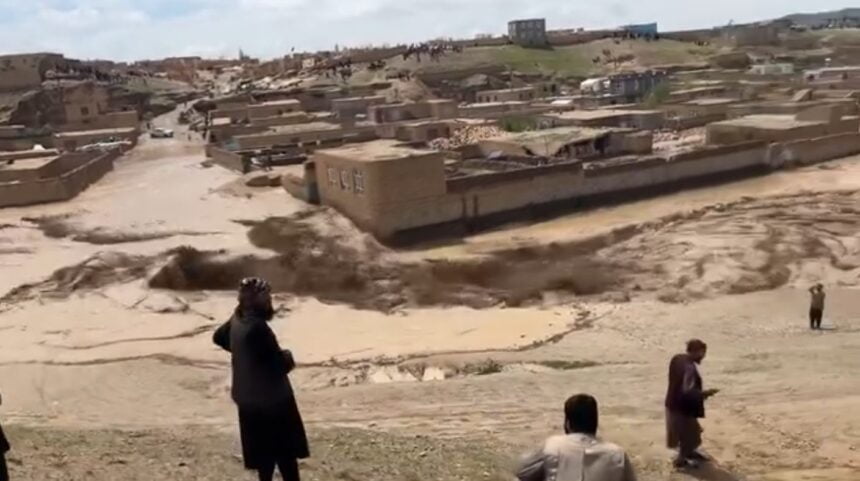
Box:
(1, 6, 860, 481)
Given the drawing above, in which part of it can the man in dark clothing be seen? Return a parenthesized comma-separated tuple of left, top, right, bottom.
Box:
(213, 277, 309, 481)
(1, 391, 10, 481)
(808, 284, 826, 330)
(665, 340, 719, 469)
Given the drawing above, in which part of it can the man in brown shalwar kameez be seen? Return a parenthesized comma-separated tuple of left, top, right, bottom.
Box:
(665, 339, 719, 469)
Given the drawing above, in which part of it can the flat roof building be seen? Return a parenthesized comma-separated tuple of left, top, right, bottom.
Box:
(727, 98, 859, 118)
(458, 101, 553, 119)
(332, 95, 386, 120)
(706, 108, 860, 145)
(0, 53, 66, 92)
(367, 99, 459, 124)
(395, 120, 452, 143)
(211, 99, 303, 123)
(229, 122, 378, 151)
(621, 23, 658, 38)
(0, 148, 119, 207)
(0, 150, 61, 183)
(476, 87, 536, 103)
(749, 63, 794, 75)
(540, 109, 665, 130)
(480, 126, 654, 159)
(313, 140, 448, 236)
(508, 19, 548, 47)
(247, 99, 302, 119)
(580, 71, 668, 103)
(54, 126, 139, 151)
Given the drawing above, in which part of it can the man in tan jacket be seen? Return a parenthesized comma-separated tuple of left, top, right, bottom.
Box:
(516, 394, 637, 481)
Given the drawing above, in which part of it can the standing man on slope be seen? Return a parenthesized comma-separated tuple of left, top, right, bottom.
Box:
(808, 284, 826, 330)
(665, 339, 719, 469)
(213, 277, 309, 481)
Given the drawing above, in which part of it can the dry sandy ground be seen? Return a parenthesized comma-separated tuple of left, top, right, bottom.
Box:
(0, 112, 859, 481)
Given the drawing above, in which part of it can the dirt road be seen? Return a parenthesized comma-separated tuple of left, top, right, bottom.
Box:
(0, 111, 858, 480)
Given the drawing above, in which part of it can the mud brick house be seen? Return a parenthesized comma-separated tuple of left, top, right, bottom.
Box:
(0, 148, 119, 207)
(706, 105, 860, 145)
(0, 53, 66, 92)
(476, 87, 536, 103)
(540, 109, 665, 130)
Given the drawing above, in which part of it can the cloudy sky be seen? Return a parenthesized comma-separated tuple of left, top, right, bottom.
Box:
(0, 0, 851, 61)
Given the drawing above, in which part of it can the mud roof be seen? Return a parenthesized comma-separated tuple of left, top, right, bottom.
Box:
(0, 149, 59, 162)
(710, 114, 826, 130)
(55, 127, 137, 137)
(318, 140, 437, 162)
(244, 122, 340, 136)
(0, 154, 59, 172)
(548, 109, 660, 120)
(682, 98, 741, 106)
(477, 87, 534, 94)
(485, 126, 618, 157)
(257, 99, 301, 107)
(333, 95, 386, 103)
(461, 101, 528, 108)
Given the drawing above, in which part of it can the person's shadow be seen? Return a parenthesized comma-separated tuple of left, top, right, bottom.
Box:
(681, 463, 744, 481)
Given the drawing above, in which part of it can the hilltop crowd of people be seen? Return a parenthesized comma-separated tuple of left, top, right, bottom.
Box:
(402, 42, 463, 63)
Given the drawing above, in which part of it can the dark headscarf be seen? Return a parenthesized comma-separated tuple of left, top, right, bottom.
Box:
(237, 277, 275, 321)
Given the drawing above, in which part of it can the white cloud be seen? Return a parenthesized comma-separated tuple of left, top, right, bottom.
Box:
(0, 0, 854, 61)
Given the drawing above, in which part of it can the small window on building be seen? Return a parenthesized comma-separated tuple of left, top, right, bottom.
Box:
(81, 106, 90, 116)
(353, 170, 365, 194)
(340, 169, 351, 190)
(327, 167, 338, 186)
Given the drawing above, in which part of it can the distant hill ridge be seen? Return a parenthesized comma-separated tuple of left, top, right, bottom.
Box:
(780, 8, 860, 26)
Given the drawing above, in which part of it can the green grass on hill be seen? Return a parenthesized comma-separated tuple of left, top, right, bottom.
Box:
(386, 39, 719, 78)
(489, 45, 592, 77)
(492, 39, 719, 77)
(812, 28, 860, 46)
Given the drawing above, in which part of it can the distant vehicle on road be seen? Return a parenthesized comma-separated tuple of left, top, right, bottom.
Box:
(151, 128, 174, 138)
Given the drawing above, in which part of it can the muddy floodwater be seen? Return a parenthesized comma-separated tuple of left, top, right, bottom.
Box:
(1, 114, 859, 481)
